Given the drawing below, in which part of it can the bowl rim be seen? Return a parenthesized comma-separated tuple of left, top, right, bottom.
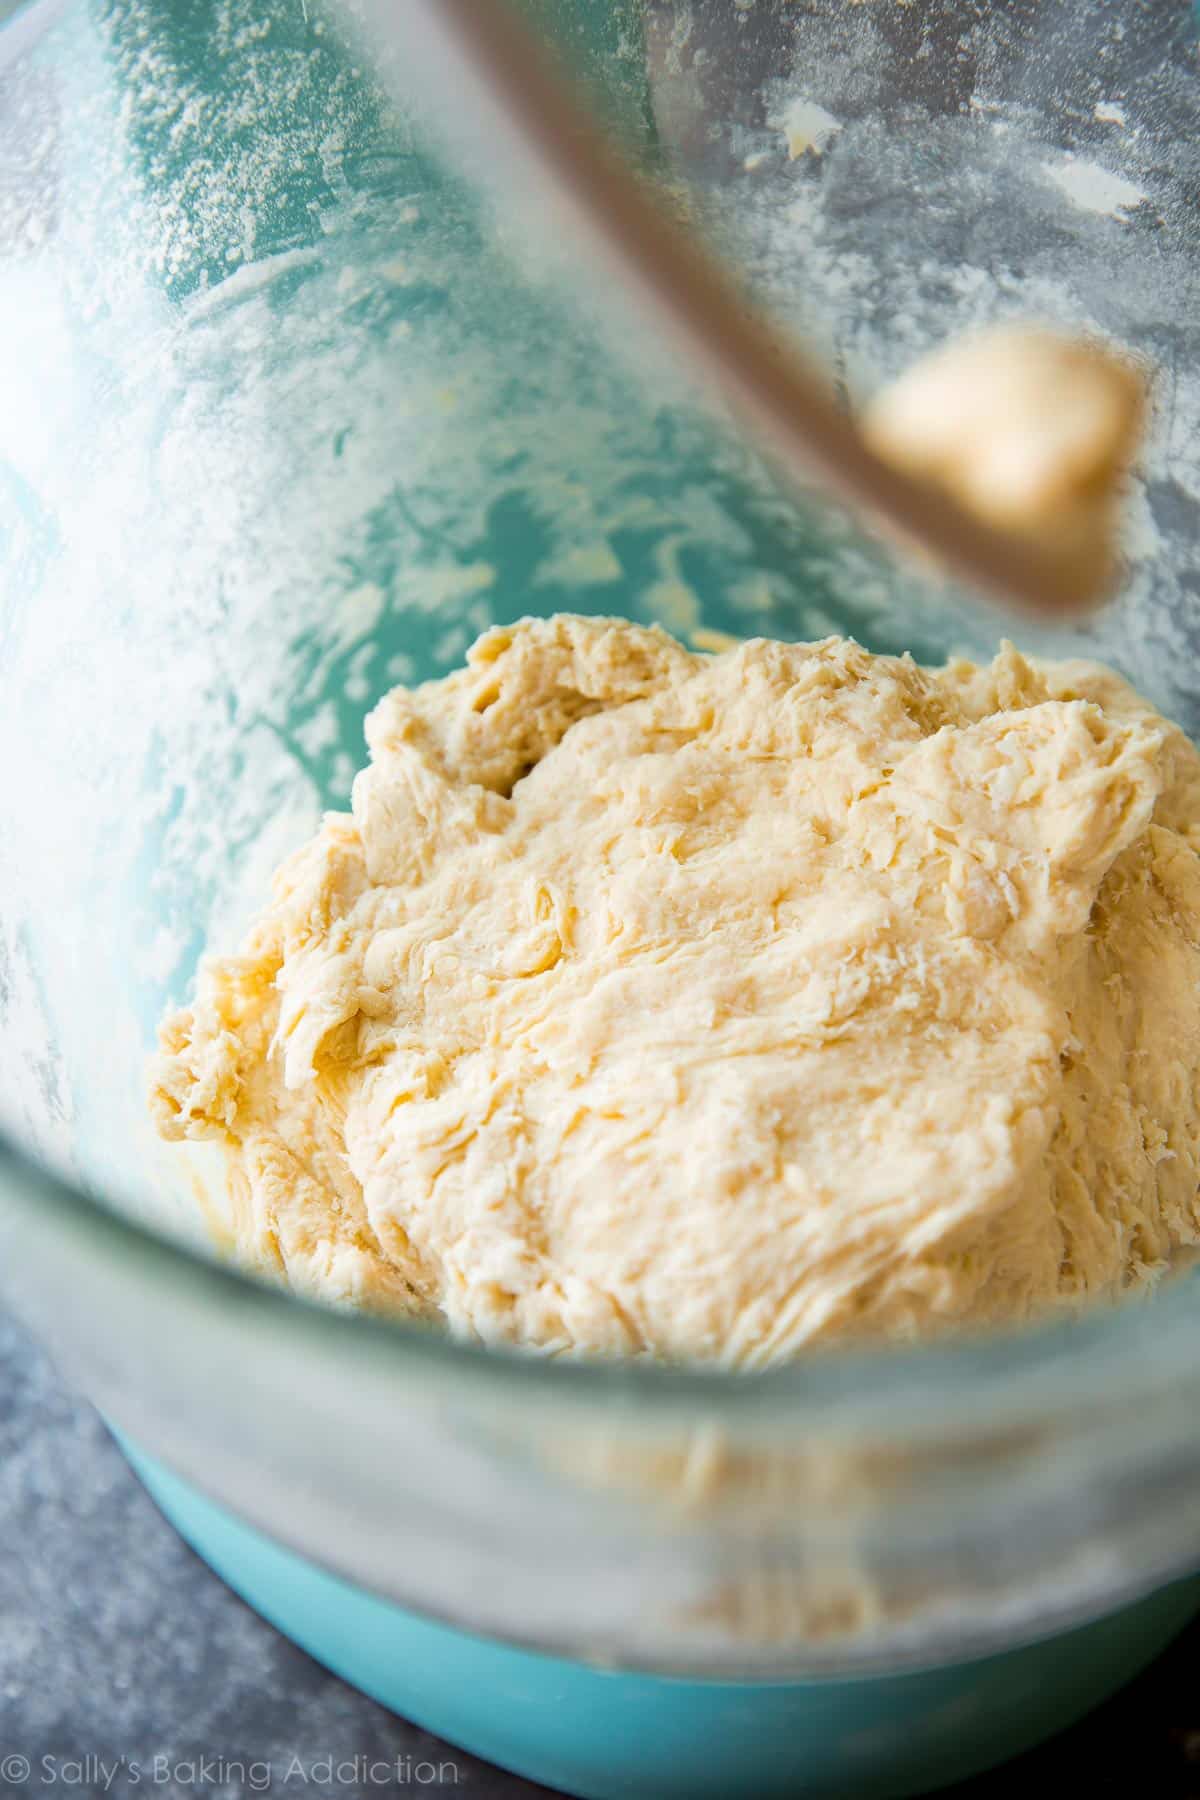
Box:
(4, 1121, 1200, 1440)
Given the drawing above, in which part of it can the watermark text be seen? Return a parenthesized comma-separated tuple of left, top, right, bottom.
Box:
(0, 1752, 462, 1791)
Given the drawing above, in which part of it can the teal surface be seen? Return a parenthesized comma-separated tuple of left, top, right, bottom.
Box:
(121, 1438, 1200, 1800)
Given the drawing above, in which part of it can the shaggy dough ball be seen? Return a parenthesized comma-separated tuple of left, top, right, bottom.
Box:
(151, 616, 1200, 1365)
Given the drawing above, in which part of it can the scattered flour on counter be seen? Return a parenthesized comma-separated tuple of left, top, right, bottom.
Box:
(777, 98, 843, 160)
(1040, 156, 1147, 221)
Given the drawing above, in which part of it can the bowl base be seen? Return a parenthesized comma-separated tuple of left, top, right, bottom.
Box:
(118, 1435, 1200, 1800)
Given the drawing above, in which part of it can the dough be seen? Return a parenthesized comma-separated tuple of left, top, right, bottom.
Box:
(862, 326, 1146, 601)
(150, 616, 1200, 1365)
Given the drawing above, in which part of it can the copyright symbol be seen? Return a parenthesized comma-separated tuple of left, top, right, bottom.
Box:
(0, 1755, 30, 1783)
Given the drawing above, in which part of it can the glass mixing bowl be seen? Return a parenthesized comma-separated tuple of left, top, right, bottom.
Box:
(4, 1, 1200, 1794)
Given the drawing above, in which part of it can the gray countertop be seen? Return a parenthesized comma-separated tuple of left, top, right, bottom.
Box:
(2, 1308, 1199, 1800)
